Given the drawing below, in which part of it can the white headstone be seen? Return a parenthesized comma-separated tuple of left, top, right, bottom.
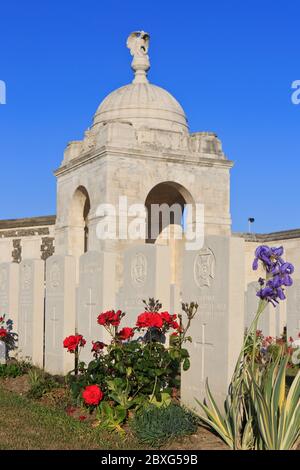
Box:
(180, 236, 245, 409)
(78, 251, 116, 364)
(287, 279, 300, 341)
(0, 262, 19, 333)
(118, 245, 171, 326)
(0, 340, 6, 364)
(45, 255, 76, 375)
(18, 259, 44, 367)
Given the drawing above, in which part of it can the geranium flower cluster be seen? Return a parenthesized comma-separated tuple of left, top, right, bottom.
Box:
(97, 310, 123, 327)
(252, 245, 294, 305)
(63, 334, 86, 352)
(136, 311, 180, 332)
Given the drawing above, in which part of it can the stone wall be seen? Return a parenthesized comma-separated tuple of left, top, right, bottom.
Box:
(0, 215, 56, 264)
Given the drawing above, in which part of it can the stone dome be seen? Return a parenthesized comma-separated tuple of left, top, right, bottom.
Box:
(93, 83, 188, 133)
(92, 31, 188, 133)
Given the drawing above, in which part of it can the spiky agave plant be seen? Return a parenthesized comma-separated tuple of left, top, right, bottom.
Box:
(248, 354, 300, 450)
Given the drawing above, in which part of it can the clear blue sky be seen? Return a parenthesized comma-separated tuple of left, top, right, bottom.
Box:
(0, 0, 299, 233)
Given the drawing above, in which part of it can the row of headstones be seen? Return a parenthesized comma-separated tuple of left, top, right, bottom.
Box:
(2, 236, 297, 408)
(0, 236, 247, 409)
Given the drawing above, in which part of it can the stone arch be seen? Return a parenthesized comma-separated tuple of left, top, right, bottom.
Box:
(145, 182, 195, 284)
(145, 181, 195, 244)
(69, 186, 91, 259)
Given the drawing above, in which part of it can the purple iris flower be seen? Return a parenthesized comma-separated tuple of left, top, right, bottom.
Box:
(253, 245, 293, 306)
(280, 262, 294, 275)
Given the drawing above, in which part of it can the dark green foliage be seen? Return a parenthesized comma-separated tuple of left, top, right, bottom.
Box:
(0, 361, 31, 378)
(131, 404, 198, 447)
(68, 340, 183, 404)
(27, 370, 61, 399)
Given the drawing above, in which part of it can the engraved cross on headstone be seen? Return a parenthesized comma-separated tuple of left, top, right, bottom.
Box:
(85, 288, 96, 336)
(196, 324, 213, 382)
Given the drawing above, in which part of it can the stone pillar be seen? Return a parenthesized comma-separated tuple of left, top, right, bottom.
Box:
(18, 259, 44, 367)
(45, 255, 76, 375)
(181, 236, 245, 410)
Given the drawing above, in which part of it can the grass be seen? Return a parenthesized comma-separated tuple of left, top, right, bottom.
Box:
(0, 388, 144, 450)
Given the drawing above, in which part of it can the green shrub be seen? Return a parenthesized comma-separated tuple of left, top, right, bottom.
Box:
(27, 369, 60, 399)
(131, 404, 198, 447)
(0, 360, 31, 378)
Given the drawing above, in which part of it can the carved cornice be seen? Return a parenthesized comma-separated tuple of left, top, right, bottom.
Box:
(0, 227, 50, 239)
(55, 146, 234, 177)
(0, 215, 56, 230)
(234, 229, 300, 242)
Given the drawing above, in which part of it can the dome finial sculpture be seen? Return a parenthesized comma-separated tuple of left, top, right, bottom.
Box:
(126, 31, 150, 84)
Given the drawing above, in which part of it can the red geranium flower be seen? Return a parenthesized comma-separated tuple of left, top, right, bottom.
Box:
(82, 385, 104, 406)
(97, 310, 122, 327)
(0, 328, 7, 338)
(63, 334, 86, 352)
(136, 312, 163, 329)
(118, 327, 134, 341)
(91, 341, 105, 353)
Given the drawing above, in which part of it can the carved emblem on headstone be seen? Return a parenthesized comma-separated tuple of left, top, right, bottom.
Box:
(194, 248, 215, 288)
(22, 264, 32, 290)
(50, 262, 60, 289)
(131, 253, 147, 286)
(0, 268, 7, 292)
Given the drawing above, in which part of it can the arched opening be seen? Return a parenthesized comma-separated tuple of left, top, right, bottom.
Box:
(69, 186, 91, 259)
(145, 182, 195, 283)
(145, 182, 194, 244)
